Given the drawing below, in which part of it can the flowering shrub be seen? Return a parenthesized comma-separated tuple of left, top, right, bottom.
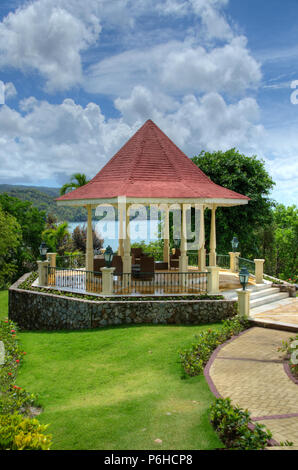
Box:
(0, 414, 51, 450)
(0, 318, 52, 450)
(286, 275, 297, 284)
(209, 398, 273, 450)
(278, 334, 298, 380)
(180, 315, 250, 376)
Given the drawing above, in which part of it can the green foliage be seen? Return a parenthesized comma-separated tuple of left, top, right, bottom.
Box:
(0, 193, 46, 281)
(0, 319, 36, 415)
(0, 184, 87, 222)
(278, 334, 298, 380)
(0, 319, 51, 450)
(273, 204, 297, 279)
(72, 225, 103, 253)
(209, 398, 272, 450)
(131, 240, 164, 260)
(0, 207, 21, 288)
(42, 221, 71, 255)
(0, 413, 52, 450)
(180, 315, 250, 376)
(60, 173, 89, 196)
(192, 149, 275, 258)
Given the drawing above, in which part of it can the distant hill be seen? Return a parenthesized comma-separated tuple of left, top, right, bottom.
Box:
(0, 184, 87, 222)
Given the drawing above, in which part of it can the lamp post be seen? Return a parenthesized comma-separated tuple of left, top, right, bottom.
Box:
(231, 236, 239, 253)
(39, 241, 48, 261)
(104, 245, 114, 268)
(239, 266, 249, 290)
(237, 266, 251, 316)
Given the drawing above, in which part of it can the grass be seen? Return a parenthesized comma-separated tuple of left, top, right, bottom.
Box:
(0, 289, 223, 450)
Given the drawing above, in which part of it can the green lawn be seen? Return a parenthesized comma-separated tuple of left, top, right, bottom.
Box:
(0, 289, 222, 450)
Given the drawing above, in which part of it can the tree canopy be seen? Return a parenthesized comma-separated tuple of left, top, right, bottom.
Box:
(192, 149, 275, 258)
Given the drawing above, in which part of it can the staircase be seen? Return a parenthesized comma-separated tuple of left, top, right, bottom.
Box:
(229, 281, 290, 310)
(249, 283, 289, 309)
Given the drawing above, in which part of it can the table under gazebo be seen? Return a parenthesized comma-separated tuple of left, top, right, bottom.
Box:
(49, 119, 249, 296)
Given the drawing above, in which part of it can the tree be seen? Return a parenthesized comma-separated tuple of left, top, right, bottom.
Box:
(60, 173, 89, 196)
(42, 222, 72, 255)
(72, 225, 103, 253)
(191, 149, 275, 258)
(0, 206, 21, 287)
(273, 204, 297, 279)
(0, 193, 46, 276)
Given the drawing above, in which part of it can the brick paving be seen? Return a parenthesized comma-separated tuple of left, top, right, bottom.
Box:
(207, 327, 298, 446)
(250, 297, 298, 329)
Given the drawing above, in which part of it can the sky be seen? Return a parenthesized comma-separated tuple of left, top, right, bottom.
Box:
(0, 0, 297, 206)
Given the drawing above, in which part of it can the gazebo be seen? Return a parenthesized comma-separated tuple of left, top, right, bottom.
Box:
(56, 119, 249, 294)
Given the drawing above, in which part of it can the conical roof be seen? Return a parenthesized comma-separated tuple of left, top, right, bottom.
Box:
(57, 120, 249, 202)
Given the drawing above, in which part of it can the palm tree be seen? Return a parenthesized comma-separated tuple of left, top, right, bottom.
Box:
(60, 173, 89, 196)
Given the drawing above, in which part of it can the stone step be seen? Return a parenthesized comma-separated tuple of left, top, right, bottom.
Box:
(250, 292, 289, 308)
(249, 287, 281, 300)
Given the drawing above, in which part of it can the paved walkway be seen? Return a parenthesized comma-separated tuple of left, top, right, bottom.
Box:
(205, 327, 298, 447)
(250, 297, 298, 330)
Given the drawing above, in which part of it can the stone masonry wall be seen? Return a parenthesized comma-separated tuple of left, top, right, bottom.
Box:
(9, 273, 238, 331)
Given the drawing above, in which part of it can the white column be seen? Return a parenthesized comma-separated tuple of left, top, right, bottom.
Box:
(118, 205, 124, 258)
(237, 289, 251, 316)
(86, 205, 94, 272)
(47, 253, 57, 268)
(179, 203, 189, 272)
(101, 267, 115, 295)
(229, 252, 240, 273)
(209, 206, 217, 266)
(123, 204, 132, 274)
(163, 205, 170, 265)
(254, 259, 265, 284)
(207, 266, 220, 294)
(37, 260, 49, 286)
(198, 206, 206, 271)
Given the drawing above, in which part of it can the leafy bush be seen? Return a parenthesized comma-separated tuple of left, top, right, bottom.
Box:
(209, 398, 272, 450)
(180, 315, 250, 376)
(0, 414, 51, 450)
(0, 318, 52, 450)
(278, 334, 298, 380)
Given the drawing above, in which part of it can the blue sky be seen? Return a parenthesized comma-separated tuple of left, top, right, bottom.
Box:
(0, 0, 297, 205)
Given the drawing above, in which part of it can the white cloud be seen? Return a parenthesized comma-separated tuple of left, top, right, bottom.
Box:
(4, 82, 17, 99)
(85, 37, 261, 97)
(0, 0, 101, 92)
(0, 88, 264, 186)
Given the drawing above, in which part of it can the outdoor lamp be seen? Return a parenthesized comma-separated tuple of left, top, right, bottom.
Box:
(239, 267, 249, 290)
(39, 241, 48, 260)
(104, 245, 114, 268)
(231, 236, 239, 252)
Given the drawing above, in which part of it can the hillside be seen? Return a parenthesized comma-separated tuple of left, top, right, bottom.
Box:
(0, 184, 87, 221)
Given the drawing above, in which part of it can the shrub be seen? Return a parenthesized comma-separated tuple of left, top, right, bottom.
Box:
(180, 315, 250, 376)
(278, 334, 298, 379)
(0, 413, 52, 450)
(209, 398, 272, 450)
(0, 319, 52, 450)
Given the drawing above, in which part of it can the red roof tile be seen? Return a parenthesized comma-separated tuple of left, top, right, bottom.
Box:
(57, 120, 249, 201)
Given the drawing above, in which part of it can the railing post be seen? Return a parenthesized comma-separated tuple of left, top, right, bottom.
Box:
(37, 260, 49, 286)
(101, 267, 115, 295)
(47, 253, 57, 269)
(229, 252, 240, 273)
(207, 266, 220, 294)
(237, 289, 251, 316)
(254, 259, 265, 284)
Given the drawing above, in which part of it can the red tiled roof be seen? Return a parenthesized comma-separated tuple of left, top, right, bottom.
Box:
(57, 120, 249, 201)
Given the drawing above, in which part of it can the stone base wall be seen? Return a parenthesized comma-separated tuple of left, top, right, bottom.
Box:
(9, 273, 238, 331)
